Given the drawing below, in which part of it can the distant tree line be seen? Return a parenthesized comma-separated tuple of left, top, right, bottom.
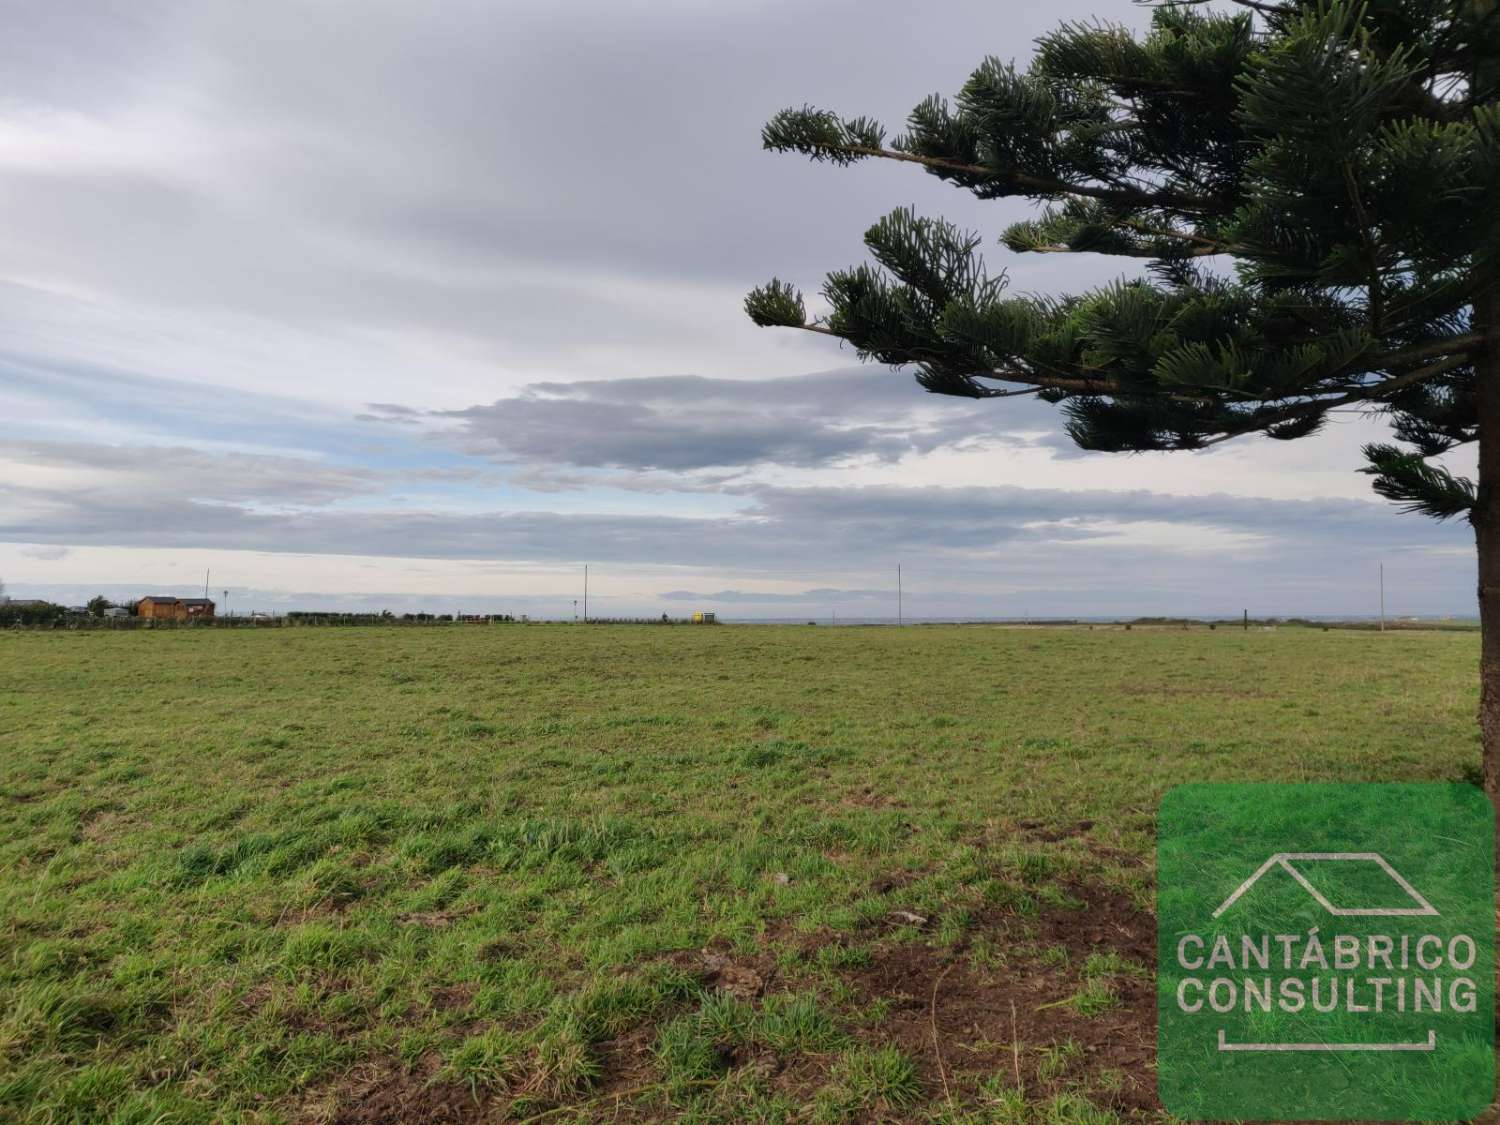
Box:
(583, 616, 707, 625)
(1, 602, 528, 629)
(285, 611, 521, 625)
(0, 601, 69, 627)
(1, 594, 131, 627)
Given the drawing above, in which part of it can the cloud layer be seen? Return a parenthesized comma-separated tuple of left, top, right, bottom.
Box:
(403, 369, 1062, 474)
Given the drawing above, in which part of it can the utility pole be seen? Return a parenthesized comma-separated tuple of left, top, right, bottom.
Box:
(204, 569, 211, 600)
(1379, 563, 1386, 632)
(897, 564, 903, 626)
(223, 589, 229, 618)
(583, 565, 589, 623)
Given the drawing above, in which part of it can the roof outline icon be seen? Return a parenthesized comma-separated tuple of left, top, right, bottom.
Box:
(1211, 852, 1439, 918)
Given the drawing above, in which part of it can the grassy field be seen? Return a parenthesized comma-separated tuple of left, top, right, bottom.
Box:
(0, 623, 1482, 1122)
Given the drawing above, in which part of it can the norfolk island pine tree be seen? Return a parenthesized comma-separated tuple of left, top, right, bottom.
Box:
(745, 0, 1500, 800)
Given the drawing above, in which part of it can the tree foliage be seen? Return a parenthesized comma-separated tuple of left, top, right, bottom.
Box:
(747, 0, 1499, 518)
(0, 600, 66, 627)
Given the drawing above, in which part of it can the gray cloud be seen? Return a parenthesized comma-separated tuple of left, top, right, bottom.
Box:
(1, 479, 1473, 616)
(18, 544, 70, 561)
(0, 474, 1466, 569)
(505, 465, 748, 495)
(660, 587, 888, 604)
(0, 0, 1148, 397)
(0, 441, 385, 507)
(413, 367, 1061, 474)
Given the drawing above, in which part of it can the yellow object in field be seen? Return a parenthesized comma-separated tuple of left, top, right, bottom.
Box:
(691, 611, 716, 624)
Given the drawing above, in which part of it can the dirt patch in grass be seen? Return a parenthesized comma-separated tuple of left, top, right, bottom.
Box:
(843, 783, 897, 809)
(1015, 817, 1095, 843)
(668, 941, 779, 1001)
(1000, 818, 1151, 871)
(399, 905, 481, 928)
(1037, 877, 1154, 963)
(76, 806, 132, 843)
(869, 869, 925, 896)
(593, 1023, 657, 1084)
(238, 983, 273, 1014)
(842, 877, 1158, 1114)
(274, 903, 351, 927)
(429, 982, 478, 1013)
(589, 1023, 663, 1113)
(321, 1061, 482, 1125)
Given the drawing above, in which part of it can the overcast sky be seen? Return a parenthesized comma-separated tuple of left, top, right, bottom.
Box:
(0, 0, 1478, 617)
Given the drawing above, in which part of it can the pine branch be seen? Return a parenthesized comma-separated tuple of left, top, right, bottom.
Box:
(1367, 332, 1485, 369)
(761, 301, 1481, 408)
(1161, 0, 1296, 17)
(765, 318, 1120, 395)
(1024, 240, 1223, 257)
(1341, 159, 1385, 331)
(1361, 442, 1478, 518)
(762, 110, 1229, 214)
(1116, 218, 1231, 252)
(1200, 353, 1474, 446)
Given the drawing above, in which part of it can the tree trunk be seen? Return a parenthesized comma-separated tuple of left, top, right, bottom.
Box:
(1473, 283, 1500, 810)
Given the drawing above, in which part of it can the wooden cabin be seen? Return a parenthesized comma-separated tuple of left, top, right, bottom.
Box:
(137, 596, 215, 621)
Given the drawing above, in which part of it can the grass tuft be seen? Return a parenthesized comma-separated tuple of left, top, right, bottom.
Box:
(828, 1043, 922, 1109)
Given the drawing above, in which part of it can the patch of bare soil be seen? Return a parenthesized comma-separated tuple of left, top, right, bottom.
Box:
(76, 806, 132, 843)
(321, 1061, 486, 1125)
(999, 817, 1150, 870)
(592, 1023, 658, 1088)
(238, 983, 273, 1014)
(869, 869, 925, 896)
(1015, 817, 1095, 843)
(586, 1023, 666, 1118)
(842, 877, 1158, 1114)
(843, 784, 896, 809)
(429, 983, 478, 1014)
(399, 905, 481, 928)
(666, 940, 780, 1002)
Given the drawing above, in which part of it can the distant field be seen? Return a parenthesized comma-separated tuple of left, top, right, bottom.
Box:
(0, 624, 1482, 1122)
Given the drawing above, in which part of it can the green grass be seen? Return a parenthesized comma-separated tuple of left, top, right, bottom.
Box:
(0, 623, 1481, 1121)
